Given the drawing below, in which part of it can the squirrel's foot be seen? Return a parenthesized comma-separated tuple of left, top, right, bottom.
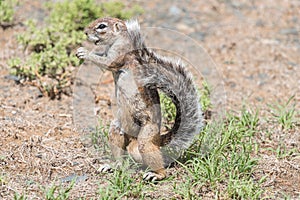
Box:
(143, 171, 166, 182)
(76, 47, 89, 59)
(97, 160, 123, 173)
(97, 163, 114, 173)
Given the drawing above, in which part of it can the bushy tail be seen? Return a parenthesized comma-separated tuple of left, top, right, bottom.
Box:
(126, 19, 204, 162)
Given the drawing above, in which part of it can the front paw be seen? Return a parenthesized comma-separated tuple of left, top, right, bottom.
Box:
(76, 47, 89, 59)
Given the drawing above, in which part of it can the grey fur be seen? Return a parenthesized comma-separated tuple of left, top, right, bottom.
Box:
(126, 20, 204, 161)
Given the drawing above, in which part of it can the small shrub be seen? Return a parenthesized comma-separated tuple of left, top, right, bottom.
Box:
(0, 0, 18, 26)
(9, 0, 142, 99)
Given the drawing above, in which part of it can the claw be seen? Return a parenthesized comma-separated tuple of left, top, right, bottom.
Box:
(76, 47, 88, 59)
(98, 164, 113, 173)
(143, 172, 158, 182)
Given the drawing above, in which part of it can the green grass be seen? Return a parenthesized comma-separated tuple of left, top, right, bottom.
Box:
(92, 120, 110, 152)
(268, 95, 298, 130)
(14, 193, 27, 200)
(159, 80, 212, 131)
(266, 142, 299, 159)
(97, 159, 151, 199)
(0, 173, 6, 185)
(42, 180, 75, 200)
(174, 108, 262, 199)
(13, 178, 76, 200)
(159, 92, 177, 129)
(199, 80, 212, 113)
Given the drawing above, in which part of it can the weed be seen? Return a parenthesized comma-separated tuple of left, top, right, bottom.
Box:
(160, 92, 177, 129)
(200, 80, 212, 113)
(0, 0, 18, 26)
(159, 80, 211, 131)
(8, 0, 142, 99)
(227, 178, 263, 199)
(42, 179, 75, 200)
(172, 177, 199, 199)
(268, 95, 297, 130)
(240, 106, 259, 132)
(92, 121, 110, 153)
(279, 192, 293, 200)
(272, 144, 298, 159)
(0, 174, 6, 185)
(97, 159, 148, 199)
(13, 193, 27, 200)
(174, 109, 262, 199)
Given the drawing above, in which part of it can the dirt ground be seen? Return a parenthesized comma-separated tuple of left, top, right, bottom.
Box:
(0, 0, 299, 199)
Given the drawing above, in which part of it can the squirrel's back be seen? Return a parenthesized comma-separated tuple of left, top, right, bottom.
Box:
(126, 19, 204, 162)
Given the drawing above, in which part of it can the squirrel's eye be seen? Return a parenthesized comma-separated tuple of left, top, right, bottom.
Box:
(97, 24, 107, 29)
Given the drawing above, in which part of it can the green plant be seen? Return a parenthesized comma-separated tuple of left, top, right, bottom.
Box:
(92, 121, 110, 152)
(240, 106, 259, 132)
(172, 176, 199, 199)
(200, 80, 212, 112)
(0, 174, 6, 185)
(268, 143, 299, 159)
(268, 95, 297, 130)
(14, 193, 28, 200)
(0, 0, 18, 25)
(9, 0, 142, 99)
(159, 92, 177, 129)
(175, 109, 262, 199)
(42, 180, 75, 200)
(97, 159, 148, 199)
(159, 80, 211, 131)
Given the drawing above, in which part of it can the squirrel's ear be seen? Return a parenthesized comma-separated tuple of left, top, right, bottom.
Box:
(113, 22, 124, 32)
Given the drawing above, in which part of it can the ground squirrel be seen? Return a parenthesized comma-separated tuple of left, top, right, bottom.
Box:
(76, 17, 203, 181)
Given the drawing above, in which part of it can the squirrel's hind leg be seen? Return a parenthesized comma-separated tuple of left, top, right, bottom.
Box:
(98, 120, 127, 173)
(137, 123, 166, 181)
(108, 120, 127, 159)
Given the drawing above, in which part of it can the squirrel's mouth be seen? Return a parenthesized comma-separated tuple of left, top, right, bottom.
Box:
(87, 34, 101, 45)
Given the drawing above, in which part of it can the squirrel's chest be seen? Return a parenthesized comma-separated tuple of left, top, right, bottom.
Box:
(114, 69, 146, 135)
(115, 69, 141, 103)
(115, 70, 151, 115)
(114, 69, 161, 134)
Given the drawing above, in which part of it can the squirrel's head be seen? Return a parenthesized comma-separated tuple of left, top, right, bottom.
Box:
(84, 17, 127, 45)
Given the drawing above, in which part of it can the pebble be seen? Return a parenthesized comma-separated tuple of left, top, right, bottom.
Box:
(60, 174, 88, 183)
(176, 23, 195, 34)
(168, 5, 182, 16)
(4, 75, 20, 83)
(280, 28, 299, 35)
